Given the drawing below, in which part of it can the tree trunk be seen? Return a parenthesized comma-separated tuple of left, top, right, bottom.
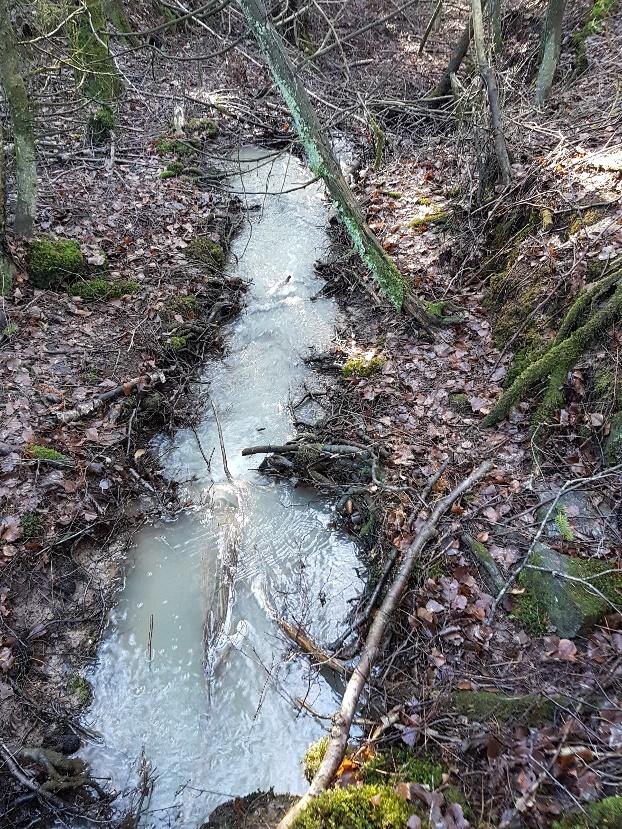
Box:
(490, 0, 502, 53)
(471, 0, 512, 186)
(534, 0, 567, 105)
(0, 0, 37, 238)
(428, 0, 489, 99)
(237, 0, 426, 317)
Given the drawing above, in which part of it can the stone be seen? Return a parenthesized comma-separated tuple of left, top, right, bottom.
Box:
(514, 542, 620, 637)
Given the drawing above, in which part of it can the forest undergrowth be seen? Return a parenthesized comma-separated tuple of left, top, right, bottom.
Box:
(0, 0, 621, 828)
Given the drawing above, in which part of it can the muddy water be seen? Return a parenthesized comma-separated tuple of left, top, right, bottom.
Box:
(84, 149, 362, 826)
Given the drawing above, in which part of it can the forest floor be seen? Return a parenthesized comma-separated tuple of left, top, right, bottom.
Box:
(1, 0, 621, 827)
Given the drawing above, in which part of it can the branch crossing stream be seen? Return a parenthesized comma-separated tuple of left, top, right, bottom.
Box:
(83, 148, 362, 825)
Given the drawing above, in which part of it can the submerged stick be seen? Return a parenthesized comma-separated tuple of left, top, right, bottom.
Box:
(208, 394, 233, 482)
(277, 460, 493, 829)
(278, 618, 348, 677)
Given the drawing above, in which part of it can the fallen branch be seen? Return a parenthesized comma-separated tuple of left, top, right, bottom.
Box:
(56, 371, 165, 424)
(241, 441, 369, 457)
(278, 618, 348, 677)
(277, 459, 493, 829)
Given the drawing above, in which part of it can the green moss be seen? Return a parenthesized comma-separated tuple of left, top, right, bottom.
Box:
(408, 208, 449, 229)
(303, 736, 329, 783)
(343, 355, 386, 378)
(417, 195, 432, 206)
(425, 300, 450, 319)
(169, 335, 187, 351)
(449, 393, 469, 412)
(491, 283, 542, 348)
(21, 511, 43, 540)
(573, 0, 617, 70)
(28, 238, 85, 290)
(187, 238, 225, 271)
(160, 160, 185, 179)
(67, 675, 93, 706)
(552, 796, 622, 829)
(515, 545, 621, 636)
(2, 322, 17, 338)
(27, 445, 72, 465)
(154, 137, 198, 157)
(555, 507, 575, 541)
(291, 784, 414, 829)
(164, 294, 198, 320)
(568, 208, 604, 236)
(87, 105, 115, 144)
(187, 117, 219, 138)
(452, 690, 555, 725)
(484, 283, 622, 427)
(68, 278, 139, 300)
(362, 748, 443, 789)
(513, 587, 550, 635)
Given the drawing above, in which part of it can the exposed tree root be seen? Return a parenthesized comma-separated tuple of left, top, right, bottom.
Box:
(484, 277, 622, 427)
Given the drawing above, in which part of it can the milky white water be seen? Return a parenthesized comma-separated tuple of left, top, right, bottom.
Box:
(83, 148, 362, 826)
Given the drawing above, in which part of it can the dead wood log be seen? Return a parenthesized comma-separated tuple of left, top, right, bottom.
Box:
(55, 370, 165, 424)
(278, 619, 348, 677)
(241, 442, 369, 457)
(277, 460, 493, 829)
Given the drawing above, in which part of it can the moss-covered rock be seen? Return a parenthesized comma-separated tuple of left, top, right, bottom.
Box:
(186, 117, 219, 138)
(28, 238, 85, 289)
(68, 278, 139, 300)
(154, 137, 198, 157)
(291, 784, 414, 829)
(187, 237, 225, 271)
(87, 105, 115, 145)
(67, 675, 93, 706)
(343, 355, 386, 377)
(164, 294, 199, 321)
(452, 689, 555, 725)
(552, 795, 622, 829)
(514, 542, 621, 637)
(160, 160, 185, 179)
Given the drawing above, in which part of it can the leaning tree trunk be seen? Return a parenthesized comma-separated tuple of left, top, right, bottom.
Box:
(471, 0, 512, 186)
(0, 0, 37, 238)
(237, 0, 426, 317)
(534, 0, 567, 105)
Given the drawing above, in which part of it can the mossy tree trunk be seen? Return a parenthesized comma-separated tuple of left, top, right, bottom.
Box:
(0, 120, 16, 296)
(535, 0, 567, 105)
(237, 0, 428, 318)
(70, 0, 122, 102)
(0, 0, 37, 238)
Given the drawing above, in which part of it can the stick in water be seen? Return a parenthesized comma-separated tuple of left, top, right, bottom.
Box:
(208, 393, 233, 482)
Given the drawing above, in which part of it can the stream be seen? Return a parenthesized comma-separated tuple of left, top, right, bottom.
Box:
(83, 148, 362, 826)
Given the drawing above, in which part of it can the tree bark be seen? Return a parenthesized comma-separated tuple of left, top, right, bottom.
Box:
(277, 460, 493, 829)
(534, 0, 567, 105)
(428, 0, 488, 99)
(471, 0, 512, 186)
(0, 0, 37, 238)
(490, 0, 502, 52)
(237, 0, 427, 317)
